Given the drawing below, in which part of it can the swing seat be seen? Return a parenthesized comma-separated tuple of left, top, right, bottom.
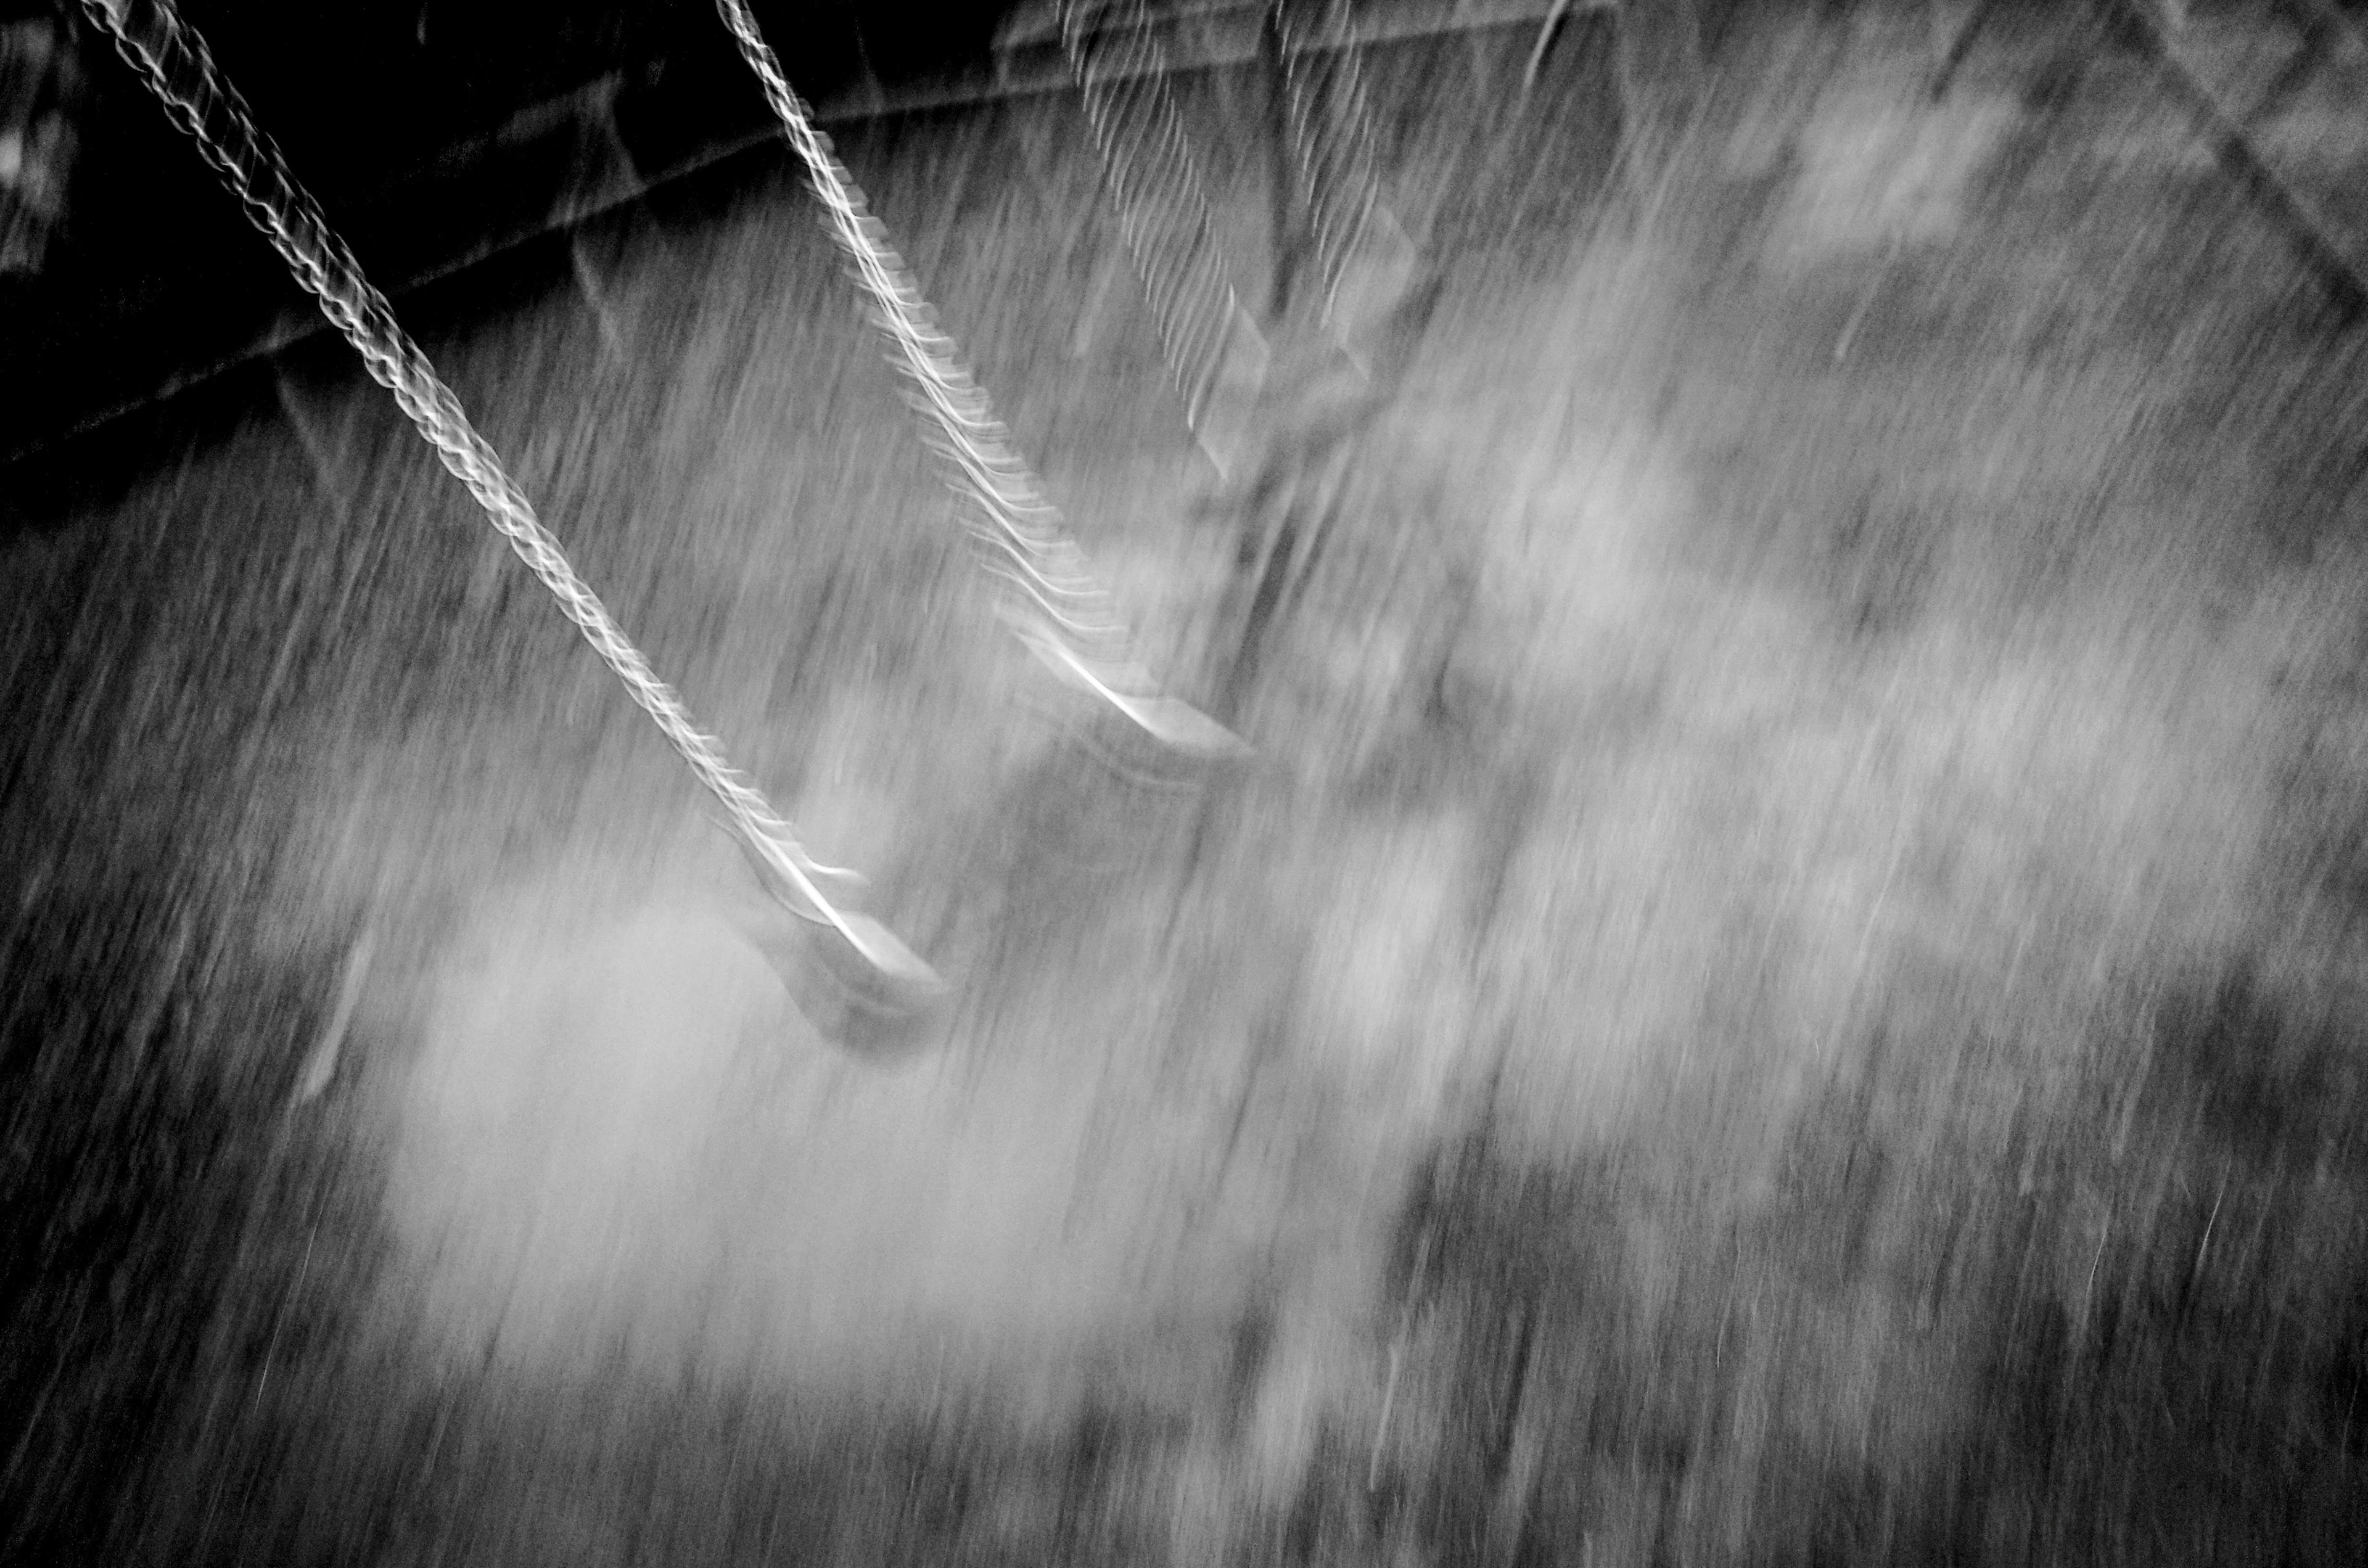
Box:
(744, 912, 956, 1061)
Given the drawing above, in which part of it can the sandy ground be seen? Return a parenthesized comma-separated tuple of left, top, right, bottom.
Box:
(7, 4, 2368, 1564)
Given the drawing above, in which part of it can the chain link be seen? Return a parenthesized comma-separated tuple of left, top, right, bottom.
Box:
(713, 0, 1245, 758)
(1053, 1, 1415, 441)
(1270, 0, 1392, 326)
(1054, 0, 1267, 450)
(76, 0, 937, 985)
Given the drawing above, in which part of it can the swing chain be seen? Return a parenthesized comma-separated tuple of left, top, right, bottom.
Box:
(1055, 0, 1263, 445)
(76, 0, 937, 985)
(1267, 0, 1394, 327)
(713, 0, 1246, 757)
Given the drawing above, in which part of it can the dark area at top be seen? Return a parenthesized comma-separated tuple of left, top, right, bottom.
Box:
(0, 1, 1021, 467)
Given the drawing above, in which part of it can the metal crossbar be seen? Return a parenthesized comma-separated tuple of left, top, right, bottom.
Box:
(76, 0, 937, 986)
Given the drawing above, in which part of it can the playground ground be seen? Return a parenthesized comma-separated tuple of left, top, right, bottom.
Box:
(6, 4, 2368, 1563)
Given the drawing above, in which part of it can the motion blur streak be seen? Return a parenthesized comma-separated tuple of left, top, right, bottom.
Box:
(6, 4, 2368, 1566)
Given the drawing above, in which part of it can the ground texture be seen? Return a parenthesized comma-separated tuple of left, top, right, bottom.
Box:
(6, 4, 2368, 1564)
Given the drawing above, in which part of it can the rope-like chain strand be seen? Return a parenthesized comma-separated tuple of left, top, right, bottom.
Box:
(1054, 0, 1254, 438)
(1273, 0, 1390, 326)
(76, 0, 937, 985)
(711, 0, 1244, 758)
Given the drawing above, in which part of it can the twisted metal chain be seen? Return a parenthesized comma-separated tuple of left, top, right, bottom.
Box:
(1053, 0, 1268, 451)
(76, 0, 937, 985)
(1270, 0, 1392, 327)
(1054, 1, 1410, 422)
(713, 0, 1244, 758)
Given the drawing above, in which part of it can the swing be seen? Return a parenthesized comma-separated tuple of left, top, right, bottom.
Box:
(1046, 0, 1436, 478)
(73, 0, 1246, 1033)
(1050, 0, 1443, 727)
